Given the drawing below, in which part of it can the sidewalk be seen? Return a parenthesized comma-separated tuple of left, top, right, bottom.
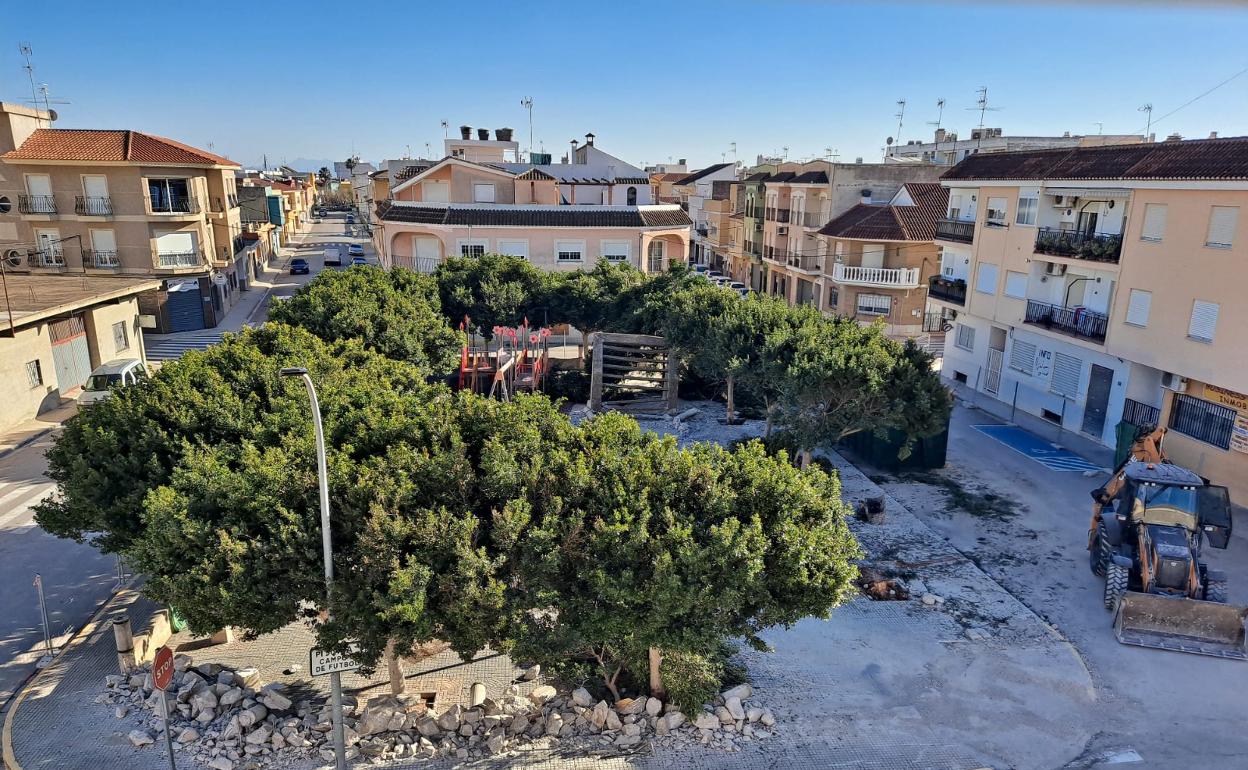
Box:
(0, 401, 76, 460)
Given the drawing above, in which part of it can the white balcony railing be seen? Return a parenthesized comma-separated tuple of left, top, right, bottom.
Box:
(832, 263, 920, 288)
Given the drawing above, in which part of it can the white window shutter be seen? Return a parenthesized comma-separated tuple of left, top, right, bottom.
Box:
(1004, 271, 1027, 299)
(1009, 340, 1037, 374)
(955, 324, 975, 351)
(1141, 204, 1167, 241)
(1050, 352, 1082, 397)
(1189, 300, 1220, 341)
(1206, 206, 1238, 247)
(976, 263, 999, 294)
(1125, 289, 1152, 327)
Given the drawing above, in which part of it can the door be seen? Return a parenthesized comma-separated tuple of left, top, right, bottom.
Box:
(90, 229, 117, 267)
(155, 231, 198, 265)
(1197, 485, 1232, 549)
(35, 229, 62, 265)
(1081, 364, 1114, 437)
(414, 237, 440, 273)
(861, 243, 885, 269)
(985, 348, 1004, 395)
(25, 174, 52, 197)
(1077, 210, 1099, 236)
(49, 315, 92, 392)
(165, 280, 206, 332)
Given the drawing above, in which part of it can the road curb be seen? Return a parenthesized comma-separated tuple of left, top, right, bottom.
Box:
(2, 577, 138, 770)
(0, 427, 55, 463)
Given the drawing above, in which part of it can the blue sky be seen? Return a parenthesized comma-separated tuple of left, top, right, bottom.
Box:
(3, 1, 1247, 171)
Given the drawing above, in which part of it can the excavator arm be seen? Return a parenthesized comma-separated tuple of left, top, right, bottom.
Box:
(1089, 426, 1169, 547)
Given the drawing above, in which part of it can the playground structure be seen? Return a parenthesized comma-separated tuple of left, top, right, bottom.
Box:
(589, 332, 679, 415)
(457, 317, 552, 400)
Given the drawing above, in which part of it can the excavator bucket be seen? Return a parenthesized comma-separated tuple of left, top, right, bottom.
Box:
(1114, 592, 1248, 660)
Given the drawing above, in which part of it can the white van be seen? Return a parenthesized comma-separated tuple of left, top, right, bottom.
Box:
(324, 247, 342, 266)
(78, 359, 146, 405)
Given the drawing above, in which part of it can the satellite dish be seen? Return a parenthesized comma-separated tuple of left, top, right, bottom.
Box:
(886, 137, 894, 145)
(3, 249, 22, 268)
(48, 108, 58, 121)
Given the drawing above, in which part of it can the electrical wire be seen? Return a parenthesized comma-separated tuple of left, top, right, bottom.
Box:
(1131, 64, 1248, 135)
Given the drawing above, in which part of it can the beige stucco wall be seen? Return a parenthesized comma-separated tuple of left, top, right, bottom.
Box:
(83, 297, 145, 368)
(1158, 380, 1248, 502)
(394, 165, 518, 204)
(0, 323, 59, 432)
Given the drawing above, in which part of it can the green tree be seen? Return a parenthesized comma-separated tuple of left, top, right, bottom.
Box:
(317, 166, 332, 184)
(269, 266, 459, 372)
(434, 254, 550, 337)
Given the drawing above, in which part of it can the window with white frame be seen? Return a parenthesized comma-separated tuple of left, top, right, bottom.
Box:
(600, 240, 630, 262)
(975, 262, 999, 294)
(472, 183, 496, 203)
(496, 240, 528, 259)
(1125, 289, 1152, 327)
(1189, 300, 1219, 342)
(1141, 204, 1167, 242)
(986, 197, 1008, 227)
(955, 324, 975, 351)
(112, 321, 129, 351)
(647, 240, 665, 272)
(948, 194, 963, 221)
(1206, 206, 1238, 248)
(1004, 270, 1027, 299)
(1015, 191, 1038, 226)
(556, 240, 585, 262)
(25, 359, 42, 388)
(458, 239, 487, 257)
(856, 293, 891, 316)
(1008, 339, 1037, 375)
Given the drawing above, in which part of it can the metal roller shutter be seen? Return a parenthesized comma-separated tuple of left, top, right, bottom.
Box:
(166, 280, 206, 332)
(49, 315, 92, 391)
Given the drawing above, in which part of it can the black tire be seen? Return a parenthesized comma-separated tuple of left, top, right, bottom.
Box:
(1206, 579, 1229, 604)
(1090, 522, 1110, 577)
(1105, 562, 1129, 610)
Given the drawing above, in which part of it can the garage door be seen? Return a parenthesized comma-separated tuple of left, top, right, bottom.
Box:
(50, 315, 92, 392)
(166, 279, 206, 332)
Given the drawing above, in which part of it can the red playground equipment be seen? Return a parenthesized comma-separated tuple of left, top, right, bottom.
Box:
(457, 316, 552, 400)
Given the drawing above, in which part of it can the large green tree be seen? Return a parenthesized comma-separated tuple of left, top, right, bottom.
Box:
(433, 254, 551, 337)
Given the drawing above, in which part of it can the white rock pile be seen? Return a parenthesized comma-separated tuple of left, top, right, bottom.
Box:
(100, 656, 776, 767)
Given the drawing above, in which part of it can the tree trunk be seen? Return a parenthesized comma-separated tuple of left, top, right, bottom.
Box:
(384, 638, 406, 696)
(648, 647, 667, 699)
(799, 449, 812, 469)
(725, 376, 736, 425)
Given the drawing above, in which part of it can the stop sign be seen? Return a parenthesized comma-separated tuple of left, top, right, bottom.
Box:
(153, 645, 175, 691)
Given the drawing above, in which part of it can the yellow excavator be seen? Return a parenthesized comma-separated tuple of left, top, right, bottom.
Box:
(1089, 425, 1247, 659)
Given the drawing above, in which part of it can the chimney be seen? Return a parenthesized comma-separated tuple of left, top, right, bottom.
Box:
(585, 132, 595, 147)
(1209, 131, 1219, 139)
(679, 158, 686, 165)
(855, 157, 863, 164)
(861, 189, 873, 204)
(934, 128, 946, 143)
(460, 125, 472, 140)
(477, 128, 489, 141)
(571, 139, 579, 163)
(495, 127, 514, 142)
(1165, 132, 1183, 142)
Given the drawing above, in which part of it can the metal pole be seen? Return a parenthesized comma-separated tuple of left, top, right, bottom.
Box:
(162, 688, 177, 770)
(1011, 381, 1019, 423)
(283, 369, 348, 770)
(34, 573, 52, 656)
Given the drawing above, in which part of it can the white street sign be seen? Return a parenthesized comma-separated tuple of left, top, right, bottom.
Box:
(310, 647, 361, 677)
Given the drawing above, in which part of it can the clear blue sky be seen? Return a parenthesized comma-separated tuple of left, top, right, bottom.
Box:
(3, 1, 1247, 171)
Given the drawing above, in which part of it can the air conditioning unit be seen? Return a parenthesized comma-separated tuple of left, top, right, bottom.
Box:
(777, 226, 788, 235)
(1045, 262, 1067, 276)
(1160, 372, 1189, 393)
(1052, 195, 1078, 207)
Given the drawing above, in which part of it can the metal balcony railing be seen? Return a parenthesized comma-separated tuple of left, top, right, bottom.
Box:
(928, 276, 967, 305)
(787, 255, 821, 272)
(832, 263, 920, 287)
(31, 248, 65, 267)
(764, 207, 790, 223)
(157, 250, 202, 268)
(1033, 227, 1123, 263)
(935, 218, 975, 244)
(1024, 300, 1108, 343)
(1122, 398, 1162, 428)
(75, 196, 113, 216)
(19, 195, 57, 214)
(148, 196, 201, 214)
(86, 249, 121, 268)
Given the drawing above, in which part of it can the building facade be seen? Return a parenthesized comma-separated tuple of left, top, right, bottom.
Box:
(885, 127, 1146, 166)
(936, 137, 1248, 498)
(672, 163, 738, 267)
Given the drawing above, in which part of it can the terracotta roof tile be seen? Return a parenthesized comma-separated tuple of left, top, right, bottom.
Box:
(941, 136, 1248, 181)
(377, 202, 691, 228)
(2, 129, 238, 166)
(818, 182, 948, 241)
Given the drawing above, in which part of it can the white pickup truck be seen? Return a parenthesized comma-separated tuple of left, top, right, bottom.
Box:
(323, 246, 342, 266)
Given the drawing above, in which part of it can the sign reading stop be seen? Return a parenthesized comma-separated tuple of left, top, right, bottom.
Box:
(153, 645, 175, 691)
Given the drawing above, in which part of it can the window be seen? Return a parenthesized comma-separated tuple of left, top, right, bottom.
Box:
(1188, 300, 1219, 342)
(25, 360, 43, 388)
(112, 321, 129, 351)
(472, 183, 496, 203)
(458, 239, 487, 257)
(556, 240, 584, 262)
(827, 284, 839, 309)
(1008, 340, 1037, 375)
(986, 197, 1008, 227)
(1004, 270, 1027, 299)
(975, 263, 999, 295)
(1049, 352, 1082, 398)
(600, 240, 630, 262)
(948, 194, 962, 221)
(1125, 289, 1152, 327)
(1169, 394, 1235, 449)
(626, 186, 638, 205)
(955, 324, 975, 351)
(147, 178, 192, 212)
(647, 240, 665, 272)
(856, 293, 891, 316)
(1141, 204, 1167, 242)
(0, 196, 9, 213)
(1206, 206, 1239, 248)
(1015, 194, 1038, 226)
(496, 240, 528, 259)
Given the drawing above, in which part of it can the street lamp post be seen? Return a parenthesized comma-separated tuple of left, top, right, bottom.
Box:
(280, 367, 348, 770)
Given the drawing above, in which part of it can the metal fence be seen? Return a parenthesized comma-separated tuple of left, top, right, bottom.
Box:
(1169, 393, 1234, 449)
(1121, 397, 1161, 427)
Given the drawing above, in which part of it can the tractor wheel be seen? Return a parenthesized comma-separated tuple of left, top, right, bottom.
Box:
(1104, 562, 1129, 610)
(1090, 522, 1110, 577)
(1206, 579, 1229, 604)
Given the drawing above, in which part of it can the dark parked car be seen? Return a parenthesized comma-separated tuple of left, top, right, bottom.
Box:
(351, 256, 367, 266)
(290, 258, 310, 274)
(346, 214, 355, 224)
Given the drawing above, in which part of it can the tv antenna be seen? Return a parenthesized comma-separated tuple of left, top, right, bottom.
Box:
(729, 141, 737, 162)
(19, 44, 39, 111)
(1139, 104, 1154, 138)
(927, 98, 947, 158)
(32, 84, 70, 114)
(781, 146, 789, 160)
(1094, 121, 1104, 135)
(894, 99, 907, 145)
(966, 87, 1002, 148)
(520, 97, 534, 157)
(440, 119, 448, 140)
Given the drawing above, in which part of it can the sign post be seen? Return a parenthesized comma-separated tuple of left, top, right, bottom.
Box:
(310, 647, 362, 678)
(33, 574, 53, 657)
(153, 645, 177, 770)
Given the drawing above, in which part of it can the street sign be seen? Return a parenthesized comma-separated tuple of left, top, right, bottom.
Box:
(310, 647, 361, 677)
(153, 645, 175, 691)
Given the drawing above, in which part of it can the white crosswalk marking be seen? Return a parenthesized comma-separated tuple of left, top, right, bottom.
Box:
(143, 331, 228, 361)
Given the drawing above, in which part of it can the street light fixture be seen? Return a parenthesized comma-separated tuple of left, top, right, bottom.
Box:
(280, 366, 348, 770)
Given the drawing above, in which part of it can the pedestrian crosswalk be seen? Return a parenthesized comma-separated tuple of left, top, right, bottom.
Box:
(143, 331, 228, 361)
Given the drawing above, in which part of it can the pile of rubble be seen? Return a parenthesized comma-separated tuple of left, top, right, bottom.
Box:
(101, 656, 777, 768)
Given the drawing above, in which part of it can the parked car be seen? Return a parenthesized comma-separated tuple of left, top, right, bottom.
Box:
(323, 247, 342, 266)
(290, 258, 310, 274)
(346, 214, 355, 224)
(347, 244, 365, 257)
(351, 256, 367, 266)
(78, 359, 146, 406)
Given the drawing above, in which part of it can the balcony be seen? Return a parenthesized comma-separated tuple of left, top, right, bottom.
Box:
(75, 196, 113, 216)
(147, 196, 201, 215)
(745, 242, 762, 259)
(764, 207, 790, 223)
(695, 224, 709, 237)
(157, 250, 203, 268)
(799, 211, 825, 228)
(764, 245, 781, 263)
(1024, 300, 1108, 343)
(935, 218, 975, 244)
(30, 248, 65, 268)
(787, 255, 822, 273)
(928, 276, 966, 305)
(832, 263, 920, 288)
(1033, 227, 1123, 264)
(86, 249, 120, 268)
(19, 195, 57, 215)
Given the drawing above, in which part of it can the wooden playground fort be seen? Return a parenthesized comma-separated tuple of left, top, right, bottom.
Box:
(457, 317, 552, 400)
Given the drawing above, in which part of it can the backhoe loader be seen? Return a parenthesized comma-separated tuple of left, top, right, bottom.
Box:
(1089, 425, 1247, 659)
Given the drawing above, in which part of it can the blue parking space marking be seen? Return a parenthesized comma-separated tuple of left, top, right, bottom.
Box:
(972, 424, 1105, 472)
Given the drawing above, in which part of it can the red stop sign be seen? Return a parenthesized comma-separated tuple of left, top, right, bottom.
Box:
(153, 646, 175, 691)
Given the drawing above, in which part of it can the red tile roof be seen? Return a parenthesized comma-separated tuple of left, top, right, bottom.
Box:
(818, 183, 948, 241)
(941, 136, 1248, 181)
(2, 129, 239, 167)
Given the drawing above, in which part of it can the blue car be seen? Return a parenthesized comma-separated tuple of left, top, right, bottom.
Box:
(289, 258, 310, 275)
(351, 256, 367, 266)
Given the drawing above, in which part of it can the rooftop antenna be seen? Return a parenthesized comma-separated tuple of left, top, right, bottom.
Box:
(966, 87, 1002, 148)
(928, 98, 946, 158)
(19, 44, 38, 111)
(440, 120, 448, 140)
(1094, 121, 1104, 135)
(405, 144, 411, 159)
(33, 84, 70, 115)
(520, 97, 534, 158)
(424, 142, 431, 157)
(1139, 104, 1154, 139)
(729, 141, 737, 162)
(781, 146, 789, 160)
(894, 98, 907, 145)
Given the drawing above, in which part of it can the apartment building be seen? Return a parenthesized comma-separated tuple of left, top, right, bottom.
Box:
(885, 127, 1146, 166)
(817, 182, 949, 339)
(936, 137, 1248, 497)
(0, 103, 246, 332)
(374, 131, 688, 273)
(672, 163, 738, 266)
